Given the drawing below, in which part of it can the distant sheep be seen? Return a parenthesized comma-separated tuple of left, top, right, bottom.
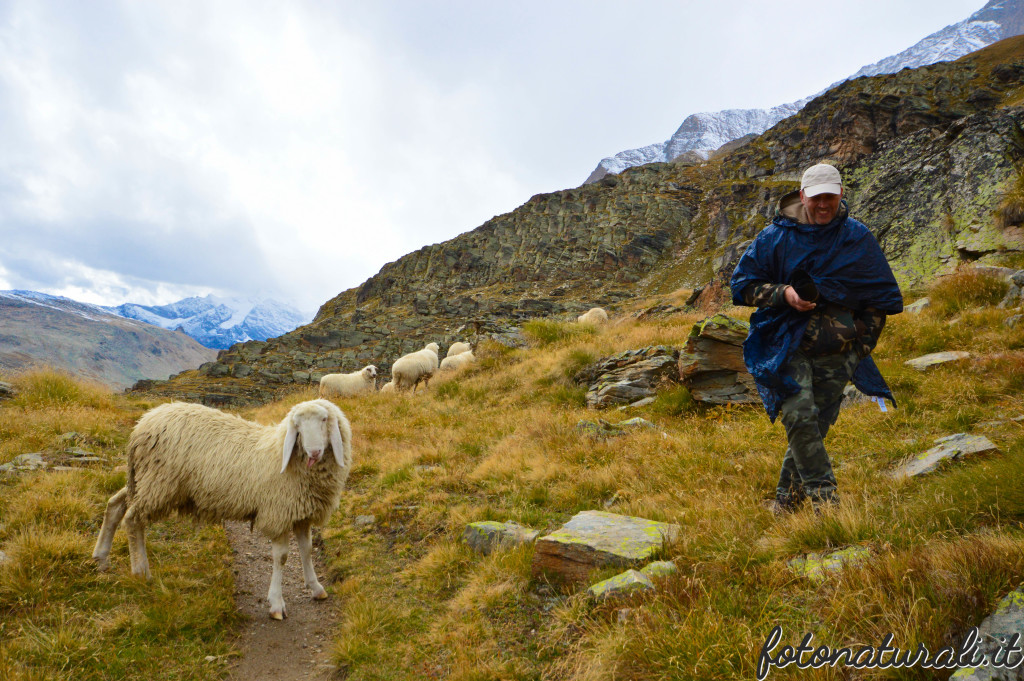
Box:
(577, 307, 609, 325)
(391, 342, 440, 392)
(446, 341, 472, 358)
(440, 351, 475, 372)
(92, 399, 353, 620)
(319, 365, 377, 399)
(379, 380, 396, 393)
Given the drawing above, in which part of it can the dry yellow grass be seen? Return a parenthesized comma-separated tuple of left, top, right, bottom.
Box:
(3, 296, 1024, 679)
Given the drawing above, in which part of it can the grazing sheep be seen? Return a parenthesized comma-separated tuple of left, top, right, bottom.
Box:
(391, 342, 440, 392)
(440, 351, 475, 371)
(379, 380, 396, 393)
(319, 365, 377, 399)
(446, 341, 472, 358)
(577, 307, 609, 325)
(92, 399, 353, 620)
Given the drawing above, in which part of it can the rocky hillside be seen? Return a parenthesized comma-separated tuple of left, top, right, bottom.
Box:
(0, 291, 216, 390)
(137, 36, 1024, 405)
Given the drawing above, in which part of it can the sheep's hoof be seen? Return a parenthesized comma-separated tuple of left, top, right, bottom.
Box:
(269, 610, 286, 621)
(313, 590, 328, 601)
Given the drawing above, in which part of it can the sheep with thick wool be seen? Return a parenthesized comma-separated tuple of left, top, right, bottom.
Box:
(446, 341, 472, 358)
(92, 399, 353, 620)
(390, 342, 439, 392)
(319, 364, 377, 399)
(440, 350, 475, 372)
(577, 307, 609, 325)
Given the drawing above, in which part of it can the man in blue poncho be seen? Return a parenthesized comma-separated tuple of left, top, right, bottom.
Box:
(730, 163, 903, 513)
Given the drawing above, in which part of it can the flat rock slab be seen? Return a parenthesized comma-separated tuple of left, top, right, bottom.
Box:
(788, 546, 871, 583)
(951, 585, 1024, 680)
(905, 351, 972, 371)
(893, 433, 999, 479)
(531, 510, 680, 582)
(575, 346, 681, 409)
(463, 521, 540, 555)
(640, 560, 678, 579)
(588, 569, 654, 600)
(0, 453, 47, 474)
(576, 417, 658, 439)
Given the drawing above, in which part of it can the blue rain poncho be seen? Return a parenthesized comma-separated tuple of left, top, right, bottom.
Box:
(730, 195, 903, 421)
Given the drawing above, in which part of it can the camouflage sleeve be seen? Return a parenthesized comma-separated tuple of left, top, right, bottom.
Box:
(853, 307, 887, 356)
(741, 282, 790, 308)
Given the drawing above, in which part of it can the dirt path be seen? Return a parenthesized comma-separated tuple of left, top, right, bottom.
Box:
(224, 521, 339, 680)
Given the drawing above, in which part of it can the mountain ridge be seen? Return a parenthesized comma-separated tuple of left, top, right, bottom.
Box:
(584, 0, 1024, 184)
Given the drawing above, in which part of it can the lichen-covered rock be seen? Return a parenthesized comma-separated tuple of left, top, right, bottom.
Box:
(640, 560, 678, 580)
(678, 314, 758, 404)
(892, 433, 1000, 479)
(531, 510, 680, 582)
(951, 584, 1024, 680)
(462, 521, 540, 555)
(587, 569, 654, 601)
(0, 453, 47, 474)
(788, 546, 871, 583)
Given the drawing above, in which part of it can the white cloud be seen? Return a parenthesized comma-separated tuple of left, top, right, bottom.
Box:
(0, 0, 989, 311)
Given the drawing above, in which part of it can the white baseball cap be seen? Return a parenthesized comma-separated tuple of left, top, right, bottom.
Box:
(801, 163, 842, 197)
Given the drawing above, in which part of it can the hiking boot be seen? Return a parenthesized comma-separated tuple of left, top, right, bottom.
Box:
(765, 494, 802, 517)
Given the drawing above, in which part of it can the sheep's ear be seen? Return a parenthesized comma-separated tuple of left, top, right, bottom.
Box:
(329, 415, 351, 468)
(281, 418, 298, 474)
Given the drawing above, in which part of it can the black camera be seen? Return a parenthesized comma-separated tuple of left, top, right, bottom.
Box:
(789, 269, 819, 303)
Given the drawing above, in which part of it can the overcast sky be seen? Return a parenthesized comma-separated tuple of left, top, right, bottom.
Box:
(0, 0, 987, 312)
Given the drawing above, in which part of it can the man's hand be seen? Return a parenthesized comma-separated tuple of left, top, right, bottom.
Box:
(783, 285, 817, 312)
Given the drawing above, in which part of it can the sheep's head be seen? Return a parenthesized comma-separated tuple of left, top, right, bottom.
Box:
(364, 365, 377, 379)
(425, 342, 439, 355)
(280, 400, 352, 473)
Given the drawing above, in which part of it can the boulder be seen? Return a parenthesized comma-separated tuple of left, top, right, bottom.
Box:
(904, 297, 931, 314)
(678, 314, 758, 404)
(892, 433, 999, 479)
(0, 381, 14, 400)
(531, 510, 680, 582)
(462, 521, 540, 555)
(0, 453, 47, 474)
(575, 346, 680, 409)
(951, 584, 1024, 680)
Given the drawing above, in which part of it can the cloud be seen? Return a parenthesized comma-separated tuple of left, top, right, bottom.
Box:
(0, 0, 989, 311)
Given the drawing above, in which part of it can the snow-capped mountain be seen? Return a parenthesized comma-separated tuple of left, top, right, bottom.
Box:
(584, 0, 1024, 184)
(106, 295, 313, 350)
(0, 290, 216, 389)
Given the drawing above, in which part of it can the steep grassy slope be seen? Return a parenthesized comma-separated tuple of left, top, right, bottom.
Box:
(4, 271, 1024, 679)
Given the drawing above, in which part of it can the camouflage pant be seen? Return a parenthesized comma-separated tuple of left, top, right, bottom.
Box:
(777, 348, 861, 505)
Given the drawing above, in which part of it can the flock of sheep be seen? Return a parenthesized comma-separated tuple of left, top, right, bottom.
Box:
(318, 338, 476, 399)
(91, 307, 609, 620)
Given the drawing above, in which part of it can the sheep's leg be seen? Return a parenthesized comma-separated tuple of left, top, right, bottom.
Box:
(268, 532, 290, 620)
(123, 506, 151, 580)
(294, 521, 327, 601)
(92, 487, 129, 570)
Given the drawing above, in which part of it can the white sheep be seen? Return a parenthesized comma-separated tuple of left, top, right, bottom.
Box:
(318, 365, 377, 399)
(92, 399, 353, 620)
(577, 307, 609, 325)
(390, 342, 440, 392)
(446, 341, 472, 358)
(379, 380, 396, 393)
(440, 350, 475, 372)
